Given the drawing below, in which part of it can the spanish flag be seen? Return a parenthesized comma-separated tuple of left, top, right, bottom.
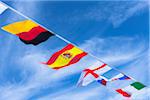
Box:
(1, 20, 54, 45)
(45, 44, 87, 69)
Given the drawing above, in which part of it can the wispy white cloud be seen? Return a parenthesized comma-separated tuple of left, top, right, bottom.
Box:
(0, 0, 38, 67)
(122, 51, 149, 85)
(80, 36, 147, 66)
(71, 1, 148, 27)
(0, 35, 147, 100)
(108, 87, 150, 100)
(0, 1, 148, 100)
(37, 86, 110, 100)
(0, 35, 14, 69)
(108, 1, 148, 27)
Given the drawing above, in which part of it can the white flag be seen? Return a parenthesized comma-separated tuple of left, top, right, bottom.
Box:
(77, 63, 111, 86)
(0, 2, 7, 14)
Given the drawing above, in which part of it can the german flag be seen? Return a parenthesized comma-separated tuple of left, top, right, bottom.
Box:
(45, 44, 87, 69)
(2, 20, 54, 45)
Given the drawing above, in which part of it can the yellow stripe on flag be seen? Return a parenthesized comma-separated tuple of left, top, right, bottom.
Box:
(48, 47, 84, 69)
(1, 20, 38, 35)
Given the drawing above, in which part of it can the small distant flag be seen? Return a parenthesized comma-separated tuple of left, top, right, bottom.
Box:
(0, 2, 7, 14)
(111, 73, 131, 81)
(116, 82, 145, 97)
(97, 79, 107, 86)
(45, 44, 87, 69)
(116, 89, 131, 97)
(2, 20, 54, 45)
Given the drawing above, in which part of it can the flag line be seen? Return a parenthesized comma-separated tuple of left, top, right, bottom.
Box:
(0, 1, 137, 81)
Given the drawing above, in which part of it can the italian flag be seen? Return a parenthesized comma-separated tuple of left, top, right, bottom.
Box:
(116, 82, 145, 97)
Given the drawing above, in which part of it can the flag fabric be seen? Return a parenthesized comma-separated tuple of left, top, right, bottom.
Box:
(101, 69, 121, 80)
(0, 1, 146, 98)
(2, 20, 54, 45)
(0, 2, 7, 14)
(110, 73, 131, 81)
(130, 82, 145, 90)
(45, 44, 87, 69)
(77, 64, 132, 87)
(116, 82, 145, 97)
(78, 64, 146, 98)
(99, 68, 131, 82)
(83, 63, 108, 78)
(97, 79, 107, 86)
(116, 89, 131, 97)
(77, 72, 96, 86)
(77, 63, 111, 86)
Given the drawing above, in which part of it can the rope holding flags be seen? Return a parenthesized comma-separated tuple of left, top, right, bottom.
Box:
(0, 1, 147, 98)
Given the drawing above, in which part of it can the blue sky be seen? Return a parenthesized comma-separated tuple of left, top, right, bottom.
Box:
(0, 1, 149, 100)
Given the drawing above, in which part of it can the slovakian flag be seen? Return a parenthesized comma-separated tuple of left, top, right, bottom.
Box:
(44, 44, 87, 69)
(116, 82, 146, 97)
(0, 2, 7, 14)
(1, 20, 54, 45)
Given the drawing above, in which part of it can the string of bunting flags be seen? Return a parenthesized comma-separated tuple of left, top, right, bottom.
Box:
(0, 1, 146, 98)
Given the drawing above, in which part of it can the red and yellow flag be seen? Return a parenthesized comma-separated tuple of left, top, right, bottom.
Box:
(2, 20, 53, 45)
(45, 44, 87, 69)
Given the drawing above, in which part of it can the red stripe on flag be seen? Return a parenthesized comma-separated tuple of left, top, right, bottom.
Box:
(101, 79, 107, 86)
(83, 69, 99, 78)
(83, 63, 107, 78)
(93, 63, 107, 71)
(67, 52, 87, 65)
(46, 44, 74, 65)
(116, 89, 131, 97)
(53, 52, 87, 69)
(17, 26, 47, 41)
